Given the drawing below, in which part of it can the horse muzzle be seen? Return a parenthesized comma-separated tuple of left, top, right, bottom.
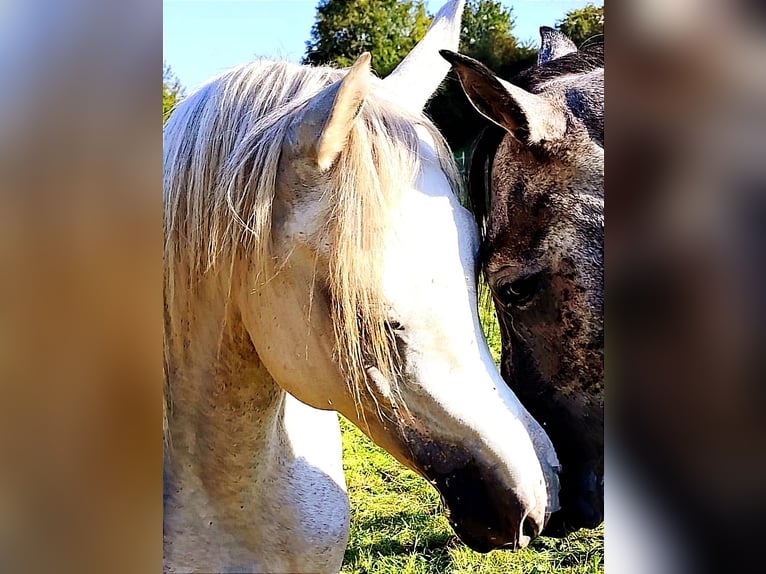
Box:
(401, 425, 557, 553)
(544, 468, 603, 536)
(431, 459, 550, 552)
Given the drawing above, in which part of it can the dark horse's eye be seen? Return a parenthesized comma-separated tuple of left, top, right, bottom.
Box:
(498, 272, 544, 308)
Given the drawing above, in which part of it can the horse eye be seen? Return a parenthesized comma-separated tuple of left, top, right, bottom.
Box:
(498, 272, 544, 308)
(386, 320, 404, 333)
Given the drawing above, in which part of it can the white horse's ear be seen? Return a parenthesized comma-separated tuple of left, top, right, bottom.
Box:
(383, 0, 465, 113)
(300, 53, 371, 171)
(440, 50, 566, 145)
(538, 26, 577, 65)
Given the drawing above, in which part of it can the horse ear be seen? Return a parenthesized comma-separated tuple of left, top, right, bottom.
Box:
(538, 26, 577, 65)
(299, 53, 371, 171)
(383, 0, 464, 113)
(439, 50, 566, 145)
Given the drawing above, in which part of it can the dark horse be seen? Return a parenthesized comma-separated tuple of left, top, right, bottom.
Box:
(441, 28, 603, 535)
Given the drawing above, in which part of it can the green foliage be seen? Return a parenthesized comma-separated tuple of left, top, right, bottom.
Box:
(459, 0, 535, 75)
(478, 280, 501, 364)
(163, 63, 184, 123)
(461, 0, 513, 44)
(556, 4, 604, 47)
(304, 0, 431, 77)
(339, 417, 604, 573)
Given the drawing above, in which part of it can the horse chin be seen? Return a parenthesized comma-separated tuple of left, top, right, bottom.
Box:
(399, 427, 548, 552)
(499, 326, 603, 536)
(434, 463, 541, 552)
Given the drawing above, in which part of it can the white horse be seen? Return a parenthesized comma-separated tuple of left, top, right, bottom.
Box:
(163, 2, 559, 572)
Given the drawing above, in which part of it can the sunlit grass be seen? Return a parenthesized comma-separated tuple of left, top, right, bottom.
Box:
(478, 280, 502, 364)
(339, 419, 603, 574)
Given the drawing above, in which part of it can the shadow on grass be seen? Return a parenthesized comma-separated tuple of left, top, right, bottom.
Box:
(345, 509, 587, 557)
(344, 532, 457, 561)
(345, 496, 603, 573)
(344, 510, 458, 564)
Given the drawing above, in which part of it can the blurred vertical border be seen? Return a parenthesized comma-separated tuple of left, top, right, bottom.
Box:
(0, 1, 161, 573)
(607, 1, 766, 572)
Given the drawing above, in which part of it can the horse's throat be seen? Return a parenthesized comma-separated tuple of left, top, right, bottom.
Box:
(163, 294, 349, 573)
(164, 296, 289, 566)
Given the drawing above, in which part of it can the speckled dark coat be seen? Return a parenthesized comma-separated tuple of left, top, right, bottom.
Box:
(443, 28, 604, 535)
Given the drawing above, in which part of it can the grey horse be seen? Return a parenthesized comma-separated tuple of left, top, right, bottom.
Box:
(441, 27, 603, 535)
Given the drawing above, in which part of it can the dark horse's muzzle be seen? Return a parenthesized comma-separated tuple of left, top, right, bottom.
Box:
(544, 467, 603, 536)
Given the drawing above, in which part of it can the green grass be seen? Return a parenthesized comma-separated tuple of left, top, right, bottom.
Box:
(339, 419, 603, 574)
(478, 282, 502, 365)
(339, 289, 604, 573)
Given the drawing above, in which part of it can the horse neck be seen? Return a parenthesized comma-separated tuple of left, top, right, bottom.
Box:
(164, 271, 288, 569)
(163, 269, 350, 573)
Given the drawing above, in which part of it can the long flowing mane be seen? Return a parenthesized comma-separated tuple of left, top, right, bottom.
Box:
(163, 59, 460, 428)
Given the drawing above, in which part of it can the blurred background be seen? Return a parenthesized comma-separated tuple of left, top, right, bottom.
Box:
(2, 0, 765, 572)
(608, 1, 766, 572)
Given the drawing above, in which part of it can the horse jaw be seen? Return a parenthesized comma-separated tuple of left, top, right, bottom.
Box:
(382, 0, 465, 113)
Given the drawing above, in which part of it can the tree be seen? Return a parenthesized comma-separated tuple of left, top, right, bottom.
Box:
(461, 0, 512, 44)
(459, 0, 533, 76)
(458, 0, 538, 86)
(163, 63, 184, 123)
(556, 4, 604, 47)
(303, 0, 430, 77)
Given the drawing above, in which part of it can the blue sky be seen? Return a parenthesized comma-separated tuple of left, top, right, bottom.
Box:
(164, 0, 600, 90)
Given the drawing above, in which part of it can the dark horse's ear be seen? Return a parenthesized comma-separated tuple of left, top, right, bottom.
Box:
(439, 50, 566, 145)
(538, 26, 577, 65)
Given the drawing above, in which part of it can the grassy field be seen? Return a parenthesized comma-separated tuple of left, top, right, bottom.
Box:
(338, 288, 604, 573)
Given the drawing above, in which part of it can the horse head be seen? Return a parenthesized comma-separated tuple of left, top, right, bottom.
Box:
(233, 2, 560, 551)
(164, 3, 563, 564)
(441, 27, 604, 535)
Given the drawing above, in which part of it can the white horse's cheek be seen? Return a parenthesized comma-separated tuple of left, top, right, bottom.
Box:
(378, 132, 558, 520)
